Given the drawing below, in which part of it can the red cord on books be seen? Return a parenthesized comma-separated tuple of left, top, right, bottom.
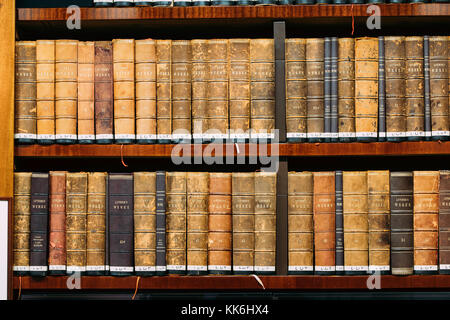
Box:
(120, 144, 128, 167)
(132, 276, 141, 300)
(351, 4, 355, 36)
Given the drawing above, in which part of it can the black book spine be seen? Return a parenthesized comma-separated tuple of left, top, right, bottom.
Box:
(30, 173, 49, 277)
(331, 37, 339, 142)
(156, 171, 167, 275)
(108, 173, 134, 276)
(378, 36, 387, 142)
(335, 171, 344, 274)
(324, 38, 331, 143)
(424, 36, 432, 141)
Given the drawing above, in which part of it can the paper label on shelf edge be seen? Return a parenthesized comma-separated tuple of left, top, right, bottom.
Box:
(229, 133, 250, 139)
(414, 265, 438, 271)
(13, 266, 29, 271)
(15, 133, 36, 139)
(96, 134, 114, 140)
(251, 133, 275, 140)
(338, 132, 356, 138)
(406, 131, 425, 137)
(136, 134, 157, 140)
(335, 266, 344, 271)
(287, 132, 307, 138)
(233, 266, 254, 272)
(254, 266, 275, 272)
(167, 265, 186, 271)
(355, 132, 377, 138)
(187, 265, 208, 271)
(307, 132, 324, 139)
(156, 266, 167, 272)
(157, 134, 172, 140)
(202, 134, 229, 140)
(288, 266, 313, 271)
(440, 264, 450, 270)
(110, 266, 134, 272)
(386, 132, 406, 137)
(29, 266, 48, 272)
(369, 265, 390, 271)
(86, 265, 107, 271)
(95, 0, 113, 3)
(135, 266, 156, 272)
(344, 266, 369, 272)
(315, 266, 336, 272)
(49, 265, 66, 271)
(78, 135, 96, 140)
(208, 265, 232, 271)
(115, 134, 135, 140)
(37, 134, 55, 140)
(56, 134, 77, 140)
(432, 131, 450, 137)
(66, 266, 86, 272)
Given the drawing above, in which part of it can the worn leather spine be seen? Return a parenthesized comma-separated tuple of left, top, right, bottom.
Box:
(285, 38, 307, 142)
(156, 171, 167, 275)
(134, 172, 156, 276)
(405, 37, 425, 141)
(414, 171, 439, 274)
(55, 40, 78, 144)
(439, 171, 450, 273)
(250, 39, 275, 141)
(208, 172, 232, 274)
(135, 39, 157, 144)
(343, 171, 368, 274)
(94, 41, 114, 144)
(77, 42, 95, 144)
(367, 170, 390, 274)
(232, 172, 255, 274)
(13, 172, 32, 275)
(187, 172, 209, 275)
(191, 40, 209, 142)
(324, 38, 332, 142)
(156, 40, 172, 143)
(335, 170, 344, 274)
(36, 40, 55, 144)
(229, 39, 251, 142)
(424, 36, 432, 140)
(113, 39, 135, 143)
(288, 172, 313, 274)
(48, 171, 67, 275)
(313, 172, 335, 274)
(15, 41, 37, 144)
(338, 38, 356, 142)
(378, 36, 386, 141)
(355, 38, 378, 142)
(331, 37, 339, 142)
(166, 172, 187, 274)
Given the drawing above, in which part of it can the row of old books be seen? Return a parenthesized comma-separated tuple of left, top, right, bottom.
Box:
(13, 171, 277, 276)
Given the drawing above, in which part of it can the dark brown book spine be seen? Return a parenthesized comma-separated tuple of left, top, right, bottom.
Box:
(306, 38, 324, 141)
(439, 171, 450, 273)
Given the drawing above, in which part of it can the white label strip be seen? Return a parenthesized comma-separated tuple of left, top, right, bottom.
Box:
(115, 134, 135, 139)
(156, 266, 167, 272)
(432, 131, 450, 137)
(315, 266, 336, 272)
(49, 265, 66, 271)
(229, 133, 250, 139)
(187, 265, 208, 271)
(386, 132, 406, 138)
(30, 266, 48, 272)
(208, 265, 232, 271)
(110, 266, 134, 272)
(425, 131, 432, 137)
(56, 134, 77, 140)
(335, 266, 344, 271)
(136, 134, 157, 140)
(36, 134, 55, 140)
(355, 132, 377, 138)
(96, 134, 114, 140)
(378, 132, 386, 138)
(15, 133, 36, 139)
(86, 265, 106, 271)
(95, 0, 113, 3)
(251, 133, 275, 139)
(338, 132, 356, 138)
(440, 264, 450, 270)
(13, 266, 29, 272)
(288, 266, 313, 272)
(157, 134, 172, 140)
(167, 265, 186, 271)
(344, 266, 369, 272)
(369, 265, 390, 271)
(287, 132, 307, 138)
(78, 135, 96, 140)
(67, 266, 86, 272)
(233, 266, 254, 272)
(406, 131, 425, 137)
(172, 134, 192, 140)
(414, 265, 438, 271)
(135, 266, 156, 272)
(0, 201, 8, 300)
(254, 266, 275, 272)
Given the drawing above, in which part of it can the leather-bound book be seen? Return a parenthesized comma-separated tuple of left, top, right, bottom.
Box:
(166, 172, 187, 274)
(30, 173, 49, 277)
(36, 40, 55, 144)
(171, 40, 192, 143)
(313, 172, 335, 274)
(343, 171, 368, 274)
(232, 172, 255, 274)
(15, 41, 36, 144)
(335, 170, 344, 274)
(156, 40, 172, 143)
(367, 170, 390, 274)
(113, 39, 135, 144)
(439, 171, 450, 273)
(250, 39, 275, 141)
(108, 173, 134, 276)
(390, 172, 414, 275)
(229, 39, 250, 142)
(206, 39, 229, 141)
(429, 36, 449, 140)
(55, 40, 78, 144)
(355, 38, 378, 142)
(135, 39, 157, 144)
(385, 37, 406, 142)
(187, 172, 209, 275)
(424, 36, 432, 140)
(66, 172, 87, 274)
(413, 171, 439, 274)
(324, 38, 332, 142)
(254, 172, 276, 274)
(378, 36, 386, 141)
(285, 38, 307, 142)
(48, 171, 67, 275)
(13, 172, 32, 275)
(331, 37, 339, 142)
(94, 41, 114, 144)
(208, 172, 232, 274)
(306, 38, 324, 142)
(134, 172, 156, 276)
(191, 40, 209, 142)
(405, 37, 425, 141)
(288, 172, 313, 274)
(77, 42, 95, 144)
(156, 171, 167, 275)
(337, 38, 356, 142)
(86, 172, 107, 275)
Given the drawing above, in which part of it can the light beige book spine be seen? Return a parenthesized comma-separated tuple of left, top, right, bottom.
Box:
(191, 39, 209, 141)
(77, 42, 95, 142)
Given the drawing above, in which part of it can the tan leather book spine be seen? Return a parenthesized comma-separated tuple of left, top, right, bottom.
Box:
(171, 40, 191, 141)
(55, 40, 78, 142)
(250, 39, 275, 139)
(191, 39, 208, 140)
(429, 36, 449, 139)
(187, 172, 209, 274)
(338, 38, 356, 140)
(13, 172, 32, 273)
(288, 171, 313, 273)
(232, 172, 255, 273)
(135, 39, 157, 142)
(66, 172, 88, 273)
(15, 41, 37, 142)
(207, 39, 229, 140)
(306, 38, 324, 140)
(343, 171, 368, 273)
(367, 170, 390, 273)
(134, 172, 156, 274)
(86, 172, 107, 274)
(229, 39, 250, 140)
(156, 40, 172, 141)
(36, 40, 55, 142)
(413, 171, 439, 273)
(313, 172, 335, 273)
(113, 39, 135, 142)
(254, 172, 276, 274)
(48, 171, 67, 274)
(355, 38, 378, 141)
(208, 172, 232, 273)
(77, 42, 95, 142)
(166, 172, 187, 273)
